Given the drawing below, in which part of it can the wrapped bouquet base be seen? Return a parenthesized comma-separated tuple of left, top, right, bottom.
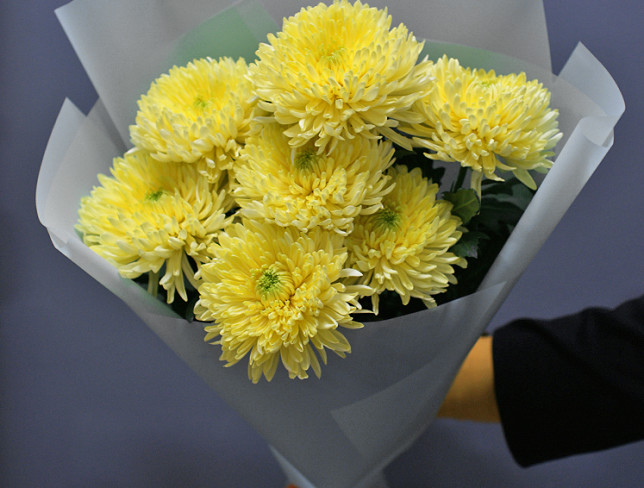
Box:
(37, 1, 623, 487)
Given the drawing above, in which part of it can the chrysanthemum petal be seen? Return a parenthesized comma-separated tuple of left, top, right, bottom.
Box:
(195, 221, 370, 382)
(130, 57, 256, 185)
(233, 122, 395, 235)
(347, 165, 466, 312)
(249, 0, 431, 149)
(76, 149, 233, 303)
(405, 56, 562, 192)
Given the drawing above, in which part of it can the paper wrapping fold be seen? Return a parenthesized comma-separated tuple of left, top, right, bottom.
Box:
(36, 1, 624, 487)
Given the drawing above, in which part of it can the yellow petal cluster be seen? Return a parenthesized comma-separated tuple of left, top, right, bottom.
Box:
(233, 123, 395, 235)
(195, 221, 367, 382)
(76, 149, 233, 303)
(129, 57, 255, 184)
(75, 1, 566, 384)
(249, 0, 431, 151)
(407, 56, 562, 194)
(347, 165, 466, 314)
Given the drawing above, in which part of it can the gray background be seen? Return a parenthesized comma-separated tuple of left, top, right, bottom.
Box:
(2, 0, 643, 486)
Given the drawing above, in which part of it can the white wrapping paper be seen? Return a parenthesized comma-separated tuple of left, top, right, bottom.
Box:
(36, 1, 623, 486)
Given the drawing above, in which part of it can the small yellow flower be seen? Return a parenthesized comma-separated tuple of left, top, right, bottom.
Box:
(233, 122, 395, 236)
(346, 165, 466, 314)
(76, 149, 233, 303)
(129, 57, 255, 184)
(249, 0, 431, 151)
(195, 220, 368, 383)
(407, 56, 562, 194)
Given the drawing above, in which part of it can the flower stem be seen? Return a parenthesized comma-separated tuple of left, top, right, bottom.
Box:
(452, 166, 469, 192)
(147, 271, 159, 297)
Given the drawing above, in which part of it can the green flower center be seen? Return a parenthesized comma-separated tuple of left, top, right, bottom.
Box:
(257, 267, 282, 296)
(145, 189, 165, 202)
(373, 206, 402, 231)
(477, 80, 495, 90)
(294, 149, 318, 171)
(193, 96, 212, 112)
(319, 46, 346, 66)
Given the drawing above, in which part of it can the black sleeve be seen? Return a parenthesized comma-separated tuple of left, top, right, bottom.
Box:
(492, 294, 644, 467)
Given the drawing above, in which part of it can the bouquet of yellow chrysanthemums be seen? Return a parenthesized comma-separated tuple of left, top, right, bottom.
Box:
(74, 0, 562, 383)
(37, 0, 622, 486)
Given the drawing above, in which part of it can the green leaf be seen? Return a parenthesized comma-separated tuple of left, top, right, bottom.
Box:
(443, 188, 480, 225)
(476, 179, 535, 233)
(476, 201, 522, 234)
(436, 178, 536, 303)
(491, 182, 534, 210)
(480, 177, 534, 201)
(451, 231, 488, 258)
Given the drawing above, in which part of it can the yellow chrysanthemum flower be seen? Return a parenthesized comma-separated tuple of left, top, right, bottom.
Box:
(346, 165, 466, 314)
(407, 56, 562, 194)
(233, 123, 395, 235)
(195, 221, 369, 383)
(129, 57, 255, 184)
(76, 149, 233, 303)
(249, 0, 431, 151)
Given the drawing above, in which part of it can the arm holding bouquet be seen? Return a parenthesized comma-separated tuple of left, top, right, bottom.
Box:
(439, 294, 644, 466)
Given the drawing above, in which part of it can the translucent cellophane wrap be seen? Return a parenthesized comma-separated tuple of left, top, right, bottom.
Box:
(36, 1, 623, 486)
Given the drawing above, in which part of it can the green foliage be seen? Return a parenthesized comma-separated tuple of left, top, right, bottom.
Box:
(438, 177, 535, 304)
(443, 188, 479, 225)
(450, 230, 488, 259)
(475, 179, 534, 234)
